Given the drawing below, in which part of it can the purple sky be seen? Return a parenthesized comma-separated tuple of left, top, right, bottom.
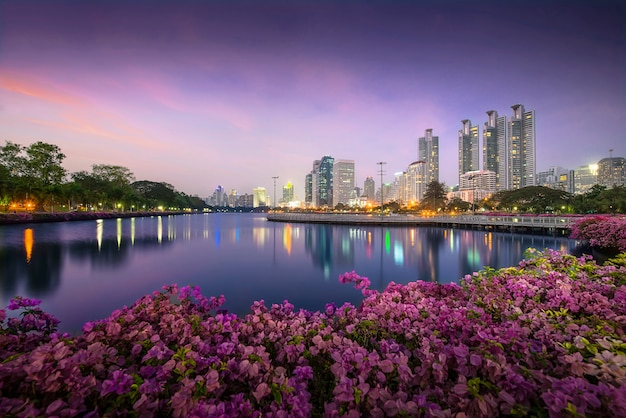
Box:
(1, 0, 624, 200)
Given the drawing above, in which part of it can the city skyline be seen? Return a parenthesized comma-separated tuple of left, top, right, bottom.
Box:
(1, 0, 624, 198)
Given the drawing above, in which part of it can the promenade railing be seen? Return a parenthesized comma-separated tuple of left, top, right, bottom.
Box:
(267, 212, 575, 234)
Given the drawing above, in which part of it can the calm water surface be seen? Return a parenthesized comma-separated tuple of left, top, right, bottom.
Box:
(0, 213, 578, 334)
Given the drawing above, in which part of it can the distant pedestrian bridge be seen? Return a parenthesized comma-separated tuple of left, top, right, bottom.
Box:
(267, 212, 575, 236)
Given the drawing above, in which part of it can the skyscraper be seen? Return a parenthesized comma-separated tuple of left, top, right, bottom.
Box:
(282, 181, 294, 204)
(405, 160, 428, 203)
(483, 110, 507, 191)
(304, 173, 313, 206)
(508, 104, 536, 189)
(418, 129, 439, 183)
(318, 156, 334, 207)
(332, 159, 355, 206)
(598, 157, 626, 187)
(574, 164, 598, 194)
(363, 176, 375, 202)
(458, 119, 479, 183)
(308, 159, 321, 207)
(253, 187, 267, 208)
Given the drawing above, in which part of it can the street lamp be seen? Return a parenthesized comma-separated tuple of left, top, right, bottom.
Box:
(609, 149, 614, 187)
(272, 176, 279, 209)
(377, 162, 386, 217)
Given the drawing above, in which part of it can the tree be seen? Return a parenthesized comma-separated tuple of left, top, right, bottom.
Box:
(91, 165, 136, 210)
(92, 164, 135, 186)
(0, 141, 26, 177)
(70, 171, 107, 209)
(24, 142, 67, 187)
(488, 186, 571, 213)
(24, 142, 67, 211)
(421, 181, 448, 212)
(446, 197, 470, 212)
(132, 181, 178, 209)
(0, 141, 67, 210)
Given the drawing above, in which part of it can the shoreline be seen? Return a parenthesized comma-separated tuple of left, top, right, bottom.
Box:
(267, 212, 576, 236)
(0, 210, 193, 225)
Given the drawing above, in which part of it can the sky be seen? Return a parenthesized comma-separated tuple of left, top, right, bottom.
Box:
(1, 0, 624, 201)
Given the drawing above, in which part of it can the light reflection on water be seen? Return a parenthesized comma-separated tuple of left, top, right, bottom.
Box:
(0, 213, 579, 334)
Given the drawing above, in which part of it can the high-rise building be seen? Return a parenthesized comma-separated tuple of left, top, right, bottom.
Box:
(332, 159, 355, 206)
(282, 181, 294, 204)
(483, 110, 507, 191)
(234, 193, 254, 208)
(459, 170, 496, 205)
(253, 187, 267, 208)
(536, 166, 574, 193)
(306, 156, 335, 208)
(213, 185, 226, 206)
(307, 160, 321, 207)
(363, 176, 375, 202)
(304, 173, 313, 206)
(228, 189, 237, 207)
(598, 157, 626, 187)
(391, 172, 407, 204)
(508, 104, 536, 189)
(318, 156, 334, 207)
(458, 120, 479, 184)
(574, 164, 598, 194)
(418, 129, 439, 183)
(237, 193, 254, 208)
(405, 160, 428, 203)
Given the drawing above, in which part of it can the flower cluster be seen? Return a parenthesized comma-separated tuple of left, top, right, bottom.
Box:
(570, 215, 626, 253)
(1, 251, 625, 417)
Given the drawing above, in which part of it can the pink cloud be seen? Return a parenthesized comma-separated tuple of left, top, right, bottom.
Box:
(0, 70, 84, 107)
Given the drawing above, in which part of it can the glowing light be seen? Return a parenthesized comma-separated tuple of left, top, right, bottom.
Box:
(117, 218, 122, 249)
(393, 241, 404, 265)
(24, 228, 34, 263)
(385, 230, 391, 254)
(283, 224, 292, 254)
(168, 215, 176, 240)
(96, 219, 103, 251)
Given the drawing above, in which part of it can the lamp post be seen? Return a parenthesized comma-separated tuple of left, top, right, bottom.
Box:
(609, 149, 614, 187)
(377, 162, 386, 217)
(272, 176, 279, 209)
(472, 174, 477, 214)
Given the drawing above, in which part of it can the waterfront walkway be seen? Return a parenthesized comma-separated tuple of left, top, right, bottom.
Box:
(267, 212, 575, 235)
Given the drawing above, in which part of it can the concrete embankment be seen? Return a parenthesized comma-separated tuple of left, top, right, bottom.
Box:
(267, 212, 575, 236)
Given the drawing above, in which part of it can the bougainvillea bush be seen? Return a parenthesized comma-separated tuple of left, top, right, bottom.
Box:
(569, 215, 626, 253)
(1, 249, 625, 417)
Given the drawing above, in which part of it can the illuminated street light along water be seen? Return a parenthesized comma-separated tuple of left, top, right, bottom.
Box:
(0, 213, 579, 334)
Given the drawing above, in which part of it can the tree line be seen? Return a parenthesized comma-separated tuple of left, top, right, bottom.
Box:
(2, 140, 624, 215)
(0, 141, 207, 212)
(340, 181, 625, 214)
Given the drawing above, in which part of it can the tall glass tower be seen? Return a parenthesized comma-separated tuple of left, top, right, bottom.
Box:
(304, 173, 313, 206)
(508, 104, 536, 189)
(317, 155, 335, 207)
(418, 129, 439, 183)
(483, 110, 507, 191)
(332, 159, 355, 205)
(458, 119, 479, 184)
